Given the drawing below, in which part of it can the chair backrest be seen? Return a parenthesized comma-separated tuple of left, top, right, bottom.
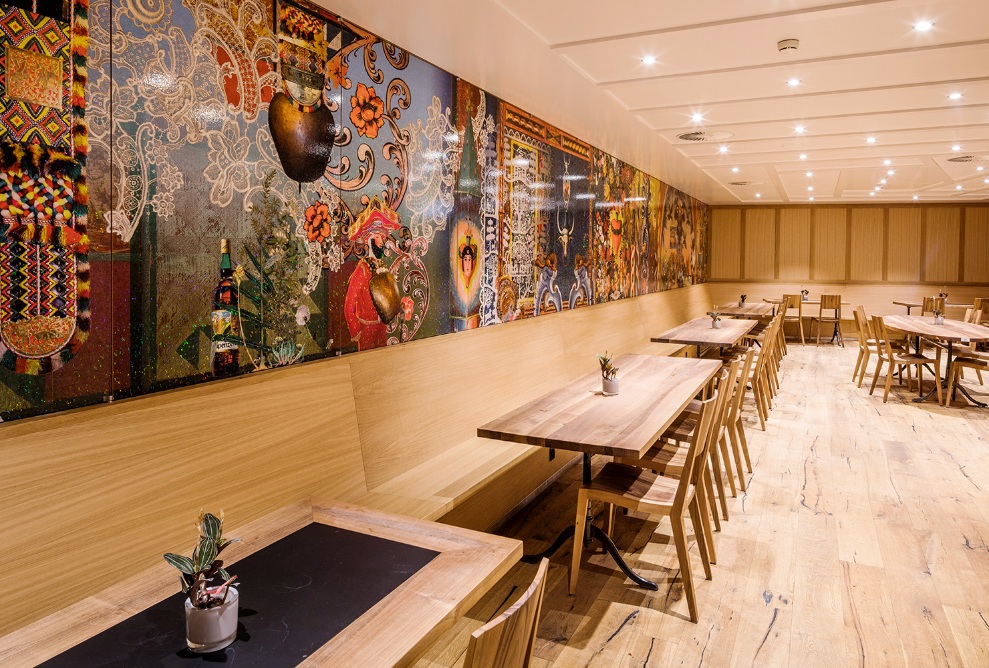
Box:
(852, 306, 871, 347)
(464, 558, 549, 668)
(974, 298, 989, 313)
(963, 308, 983, 324)
(674, 390, 721, 510)
(922, 296, 945, 315)
(870, 315, 896, 359)
(782, 294, 802, 316)
(727, 348, 756, 425)
(819, 294, 842, 315)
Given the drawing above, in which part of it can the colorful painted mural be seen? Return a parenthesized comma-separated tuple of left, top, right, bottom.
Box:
(0, 0, 709, 422)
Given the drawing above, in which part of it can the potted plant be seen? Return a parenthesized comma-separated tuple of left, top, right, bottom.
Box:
(164, 511, 241, 653)
(938, 287, 948, 299)
(933, 309, 945, 325)
(800, 289, 809, 301)
(709, 309, 722, 329)
(739, 294, 747, 307)
(598, 352, 619, 395)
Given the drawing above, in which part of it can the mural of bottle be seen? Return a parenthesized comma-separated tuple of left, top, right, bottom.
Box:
(211, 239, 240, 377)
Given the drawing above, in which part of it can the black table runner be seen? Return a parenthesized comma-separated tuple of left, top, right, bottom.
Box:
(40, 523, 438, 667)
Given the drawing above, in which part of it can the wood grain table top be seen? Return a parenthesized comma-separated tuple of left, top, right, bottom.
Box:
(715, 302, 775, 317)
(881, 315, 989, 343)
(477, 354, 721, 459)
(0, 500, 521, 668)
(763, 298, 850, 306)
(892, 300, 971, 310)
(651, 316, 759, 347)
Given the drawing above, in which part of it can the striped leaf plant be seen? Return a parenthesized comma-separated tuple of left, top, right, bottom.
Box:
(164, 511, 240, 609)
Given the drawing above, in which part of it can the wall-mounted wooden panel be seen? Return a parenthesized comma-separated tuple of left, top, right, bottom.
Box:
(924, 207, 960, 284)
(849, 208, 884, 281)
(887, 207, 922, 283)
(743, 209, 775, 280)
(813, 208, 847, 281)
(964, 207, 989, 284)
(710, 208, 741, 280)
(778, 209, 811, 281)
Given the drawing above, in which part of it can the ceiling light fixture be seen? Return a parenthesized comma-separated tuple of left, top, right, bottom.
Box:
(755, 193, 762, 198)
(984, 178, 989, 183)
(719, 145, 729, 153)
(880, 179, 887, 185)
(808, 186, 814, 191)
(809, 197, 815, 202)
(806, 171, 814, 177)
(691, 113, 703, 122)
(799, 154, 808, 160)
(952, 145, 962, 151)
(870, 192, 875, 197)
(641, 55, 657, 65)
(883, 159, 892, 166)
(887, 170, 895, 176)
(977, 166, 984, 171)
(913, 195, 919, 200)
(948, 92, 963, 100)
(866, 137, 877, 144)
(731, 167, 740, 173)
(795, 125, 806, 133)
(787, 78, 801, 87)
(956, 185, 963, 190)
(914, 20, 934, 32)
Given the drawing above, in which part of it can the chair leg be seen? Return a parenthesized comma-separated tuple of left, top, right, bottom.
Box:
(798, 318, 805, 346)
(882, 362, 894, 403)
(604, 503, 615, 537)
(671, 514, 698, 623)
(709, 446, 730, 521)
(736, 416, 753, 472)
(977, 369, 984, 385)
(816, 320, 821, 346)
(570, 492, 589, 595)
(852, 348, 864, 382)
(917, 363, 924, 398)
(933, 351, 943, 405)
(857, 349, 871, 387)
(694, 480, 717, 564)
(946, 364, 957, 404)
(718, 432, 738, 497)
(869, 359, 884, 396)
(704, 467, 721, 533)
(687, 497, 713, 579)
(727, 421, 747, 491)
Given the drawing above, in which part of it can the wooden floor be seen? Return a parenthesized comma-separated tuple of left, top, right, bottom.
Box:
(414, 342, 989, 667)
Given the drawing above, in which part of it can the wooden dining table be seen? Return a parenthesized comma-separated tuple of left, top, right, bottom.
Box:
(882, 314, 989, 407)
(0, 499, 521, 668)
(478, 353, 722, 590)
(715, 302, 775, 318)
(651, 316, 759, 357)
(892, 300, 971, 315)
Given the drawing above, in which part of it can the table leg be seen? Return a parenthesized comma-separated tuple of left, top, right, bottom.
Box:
(520, 454, 659, 590)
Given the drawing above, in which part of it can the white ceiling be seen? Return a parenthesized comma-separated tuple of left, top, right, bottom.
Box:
(492, 0, 989, 204)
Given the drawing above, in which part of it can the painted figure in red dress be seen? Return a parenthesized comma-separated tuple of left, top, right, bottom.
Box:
(343, 198, 401, 350)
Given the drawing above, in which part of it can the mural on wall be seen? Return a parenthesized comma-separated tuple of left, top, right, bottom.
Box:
(0, 0, 708, 422)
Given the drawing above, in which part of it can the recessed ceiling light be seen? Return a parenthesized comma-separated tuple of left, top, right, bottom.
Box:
(880, 179, 887, 185)
(913, 195, 919, 200)
(977, 166, 984, 171)
(870, 192, 876, 197)
(805, 171, 814, 177)
(691, 113, 703, 122)
(731, 167, 740, 173)
(799, 154, 808, 160)
(787, 78, 801, 87)
(809, 197, 815, 202)
(948, 92, 963, 100)
(807, 186, 814, 191)
(883, 159, 892, 166)
(887, 170, 895, 176)
(956, 185, 963, 190)
(719, 145, 729, 153)
(914, 20, 934, 32)
(755, 193, 762, 198)
(641, 55, 657, 65)
(795, 125, 806, 134)
(952, 145, 962, 151)
(985, 178, 989, 183)
(874, 187, 881, 191)
(866, 137, 877, 144)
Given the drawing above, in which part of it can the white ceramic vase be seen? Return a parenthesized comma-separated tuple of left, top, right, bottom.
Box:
(712, 319, 722, 329)
(185, 586, 239, 653)
(934, 316, 945, 325)
(738, 301, 745, 307)
(602, 377, 619, 395)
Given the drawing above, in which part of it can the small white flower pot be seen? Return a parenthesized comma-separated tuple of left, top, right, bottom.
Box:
(738, 301, 745, 307)
(712, 319, 722, 329)
(602, 377, 619, 395)
(934, 316, 945, 325)
(185, 586, 239, 653)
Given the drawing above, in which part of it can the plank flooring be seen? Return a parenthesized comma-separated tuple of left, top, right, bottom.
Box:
(414, 342, 989, 667)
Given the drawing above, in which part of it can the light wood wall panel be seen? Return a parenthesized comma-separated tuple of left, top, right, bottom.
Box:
(849, 208, 884, 281)
(886, 207, 922, 282)
(743, 208, 776, 280)
(963, 207, 989, 283)
(710, 208, 741, 279)
(924, 207, 960, 284)
(778, 209, 811, 281)
(813, 207, 847, 281)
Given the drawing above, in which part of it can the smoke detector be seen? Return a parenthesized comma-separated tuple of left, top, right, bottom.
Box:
(675, 130, 734, 142)
(777, 39, 799, 52)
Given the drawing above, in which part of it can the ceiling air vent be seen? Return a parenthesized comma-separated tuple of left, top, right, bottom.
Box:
(676, 130, 734, 142)
(728, 181, 758, 186)
(947, 155, 989, 163)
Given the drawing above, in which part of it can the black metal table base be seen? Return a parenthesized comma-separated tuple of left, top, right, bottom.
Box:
(908, 338, 988, 408)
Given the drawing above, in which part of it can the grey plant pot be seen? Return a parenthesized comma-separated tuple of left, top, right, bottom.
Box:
(185, 586, 239, 653)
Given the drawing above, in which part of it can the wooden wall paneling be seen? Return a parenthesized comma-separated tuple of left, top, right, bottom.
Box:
(743, 208, 776, 280)
(0, 358, 367, 636)
(710, 208, 742, 280)
(963, 207, 989, 283)
(778, 208, 812, 281)
(849, 208, 885, 282)
(812, 207, 847, 281)
(886, 207, 922, 282)
(924, 207, 961, 284)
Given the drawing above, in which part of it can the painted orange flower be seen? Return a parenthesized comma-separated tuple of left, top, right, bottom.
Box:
(401, 296, 414, 321)
(304, 201, 332, 243)
(350, 83, 385, 139)
(327, 55, 348, 89)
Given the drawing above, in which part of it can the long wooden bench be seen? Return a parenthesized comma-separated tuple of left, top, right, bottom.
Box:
(0, 283, 712, 637)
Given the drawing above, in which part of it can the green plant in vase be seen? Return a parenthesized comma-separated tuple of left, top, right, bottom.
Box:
(598, 351, 620, 395)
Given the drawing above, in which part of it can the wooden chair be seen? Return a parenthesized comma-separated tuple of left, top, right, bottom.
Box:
(973, 298, 989, 314)
(921, 296, 945, 316)
(946, 352, 989, 407)
(571, 394, 719, 622)
(869, 315, 942, 404)
(781, 294, 805, 345)
(464, 558, 549, 668)
(852, 306, 907, 387)
(955, 309, 985, 386)
(810, 294, 843, 346)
